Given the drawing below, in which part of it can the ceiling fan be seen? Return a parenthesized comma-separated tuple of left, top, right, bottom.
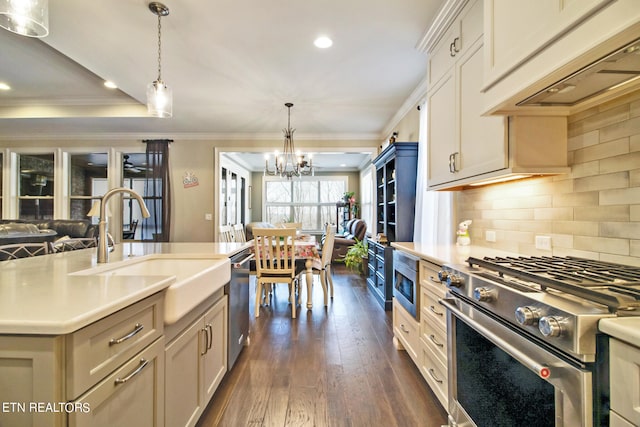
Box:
(123, 155, 150, 173)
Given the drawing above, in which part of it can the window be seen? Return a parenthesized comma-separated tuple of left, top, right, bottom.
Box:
(70, 153, 108, 220)
(263, 176, 346, 231)
(19, 153, 54, 220)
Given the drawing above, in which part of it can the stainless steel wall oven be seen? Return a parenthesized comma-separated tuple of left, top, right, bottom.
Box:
(438, 256, 640, 427)
(393, 250, 420, 319)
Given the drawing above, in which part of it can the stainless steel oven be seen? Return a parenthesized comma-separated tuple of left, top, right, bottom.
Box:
(436, 256, 640, 427)
(440, 296, 604, 427)
(393, 250, 419, 319)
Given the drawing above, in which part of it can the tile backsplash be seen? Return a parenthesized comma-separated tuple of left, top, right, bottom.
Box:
(458, 90, 640, 267)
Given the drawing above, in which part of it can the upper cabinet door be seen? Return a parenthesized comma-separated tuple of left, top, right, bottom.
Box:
(457, 41, 506, 180)
(483, 0, 614, 88)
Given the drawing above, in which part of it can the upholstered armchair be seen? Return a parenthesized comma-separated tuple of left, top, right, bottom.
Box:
(332, 219, 367, 261)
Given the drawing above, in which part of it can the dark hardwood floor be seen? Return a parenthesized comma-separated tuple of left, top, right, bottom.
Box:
(197, 264, 448, 427)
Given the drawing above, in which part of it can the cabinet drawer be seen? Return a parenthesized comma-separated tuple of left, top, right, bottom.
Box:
(393, 300, 419, 364)
(69, 337, 165, 427)
(421, 339, 448, 410)
(610, 338, 640, 425)
(419, 260, 446, 298)
(66, 292, 164, 400)
(422, 286, 447, 334)
(420, 306, 447, 363)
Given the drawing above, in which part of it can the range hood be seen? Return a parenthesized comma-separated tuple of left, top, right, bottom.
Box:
(518, 38, 640, 106)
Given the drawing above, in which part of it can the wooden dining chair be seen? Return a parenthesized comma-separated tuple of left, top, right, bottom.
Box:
(0, 242, 50, 261)
(319, 223, 336, 300)
(122, 219, 138, 239)
(232, 224, 246, 243)
(219, 225, 235, 242)
(252, 227, 299, 318)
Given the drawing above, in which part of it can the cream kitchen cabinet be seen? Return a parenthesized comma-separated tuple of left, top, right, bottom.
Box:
(0, 292, 165, 427)
(427, 35, 506, 189)
(418, 260, 448, 410)
(610, 338, 640, 426)
(483, 0, 614, 88)
(482, 0, 640, 114)
(426, 0, 569, 190)
(427, 0, 483, 88)
(0, 335, 65, 427)
(392, 299, 420, 365)
(165, 295, 228, 427)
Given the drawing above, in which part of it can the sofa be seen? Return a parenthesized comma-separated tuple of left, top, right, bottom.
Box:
(332, 218, 367, 261)
(0, 219, 98, 244)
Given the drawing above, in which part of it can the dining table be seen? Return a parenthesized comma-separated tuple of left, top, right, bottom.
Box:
(293, 235, 323, 309)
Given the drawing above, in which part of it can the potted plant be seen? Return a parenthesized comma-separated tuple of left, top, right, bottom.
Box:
(342, 238, 368, 275)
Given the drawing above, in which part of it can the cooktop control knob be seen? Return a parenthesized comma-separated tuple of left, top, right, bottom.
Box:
(447, 274, 464, 288)
(539, 316, 562, 337)
(515, 306, 540, 326)
(437, 270, 449, 282)
(473, 287, 494, 302)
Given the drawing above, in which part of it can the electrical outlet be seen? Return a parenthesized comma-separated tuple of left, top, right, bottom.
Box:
(535, 235, 552, 251)
(204, 213, 212, 221)
(485, 230, 496, 242)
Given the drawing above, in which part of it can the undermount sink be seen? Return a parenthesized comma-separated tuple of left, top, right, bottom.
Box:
(72, 256, 231, 324)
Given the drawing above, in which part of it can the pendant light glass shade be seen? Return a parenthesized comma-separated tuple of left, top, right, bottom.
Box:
(0, 0, 48, 37)
(146, 2, 172, 118)
(147, 79, 172, 118)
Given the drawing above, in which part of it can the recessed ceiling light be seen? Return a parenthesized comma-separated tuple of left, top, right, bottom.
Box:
(0, 82, 11, 90)
(340, 163, 347, 167)
(314, 36, 333, 49)
(104, 81, 118, 89)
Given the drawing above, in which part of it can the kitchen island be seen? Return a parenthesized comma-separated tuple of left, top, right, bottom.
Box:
(0, 241, 251, 427)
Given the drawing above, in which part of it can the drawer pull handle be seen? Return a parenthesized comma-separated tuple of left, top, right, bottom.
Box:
(115, 358, 148, 384)
(201, 327, 209, 355)
(400, 324, 410, 334)
(429, 275, 441, 284)
(429, 305, 444, 317)
(428, 368, 444, 384)
(429, 334, 444, 348)
(207, 324, 213, 351)
(109, 323, 144, 345)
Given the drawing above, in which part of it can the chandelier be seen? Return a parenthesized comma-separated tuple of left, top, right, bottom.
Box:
(0, 0, 49, 37)
(146, 2, 172, 118)
(264, 102, 314, 179)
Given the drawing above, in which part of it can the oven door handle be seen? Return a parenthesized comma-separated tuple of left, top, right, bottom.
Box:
(440, 298, 551, 379)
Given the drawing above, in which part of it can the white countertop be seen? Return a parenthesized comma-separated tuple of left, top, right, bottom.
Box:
(0, 241, 252, 335)
(599, 317, 640, 347)
(390, 242, 521, 265)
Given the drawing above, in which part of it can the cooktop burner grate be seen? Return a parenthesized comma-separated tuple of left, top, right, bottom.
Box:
(467, 256, 640, 313)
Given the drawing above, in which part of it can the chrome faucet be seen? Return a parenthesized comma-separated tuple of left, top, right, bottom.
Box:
(97, 187, 151, 263)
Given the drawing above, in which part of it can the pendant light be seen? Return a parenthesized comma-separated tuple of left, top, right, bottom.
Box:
(146, 2, 172, 118)
(264, 103, 314, 179)
(0, 0, 49, 37)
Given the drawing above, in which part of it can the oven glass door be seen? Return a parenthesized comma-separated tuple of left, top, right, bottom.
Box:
(441, 297, 595, 427)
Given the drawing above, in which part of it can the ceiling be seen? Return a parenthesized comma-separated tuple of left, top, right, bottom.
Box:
(0, 0, 444, 169)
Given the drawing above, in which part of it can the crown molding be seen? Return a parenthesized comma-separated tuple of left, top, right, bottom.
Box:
(415, 0, 469, 53)
(0, 131, 381, 142)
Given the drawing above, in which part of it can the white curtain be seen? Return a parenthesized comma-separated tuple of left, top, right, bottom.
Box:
(413, 101, 455, 245)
